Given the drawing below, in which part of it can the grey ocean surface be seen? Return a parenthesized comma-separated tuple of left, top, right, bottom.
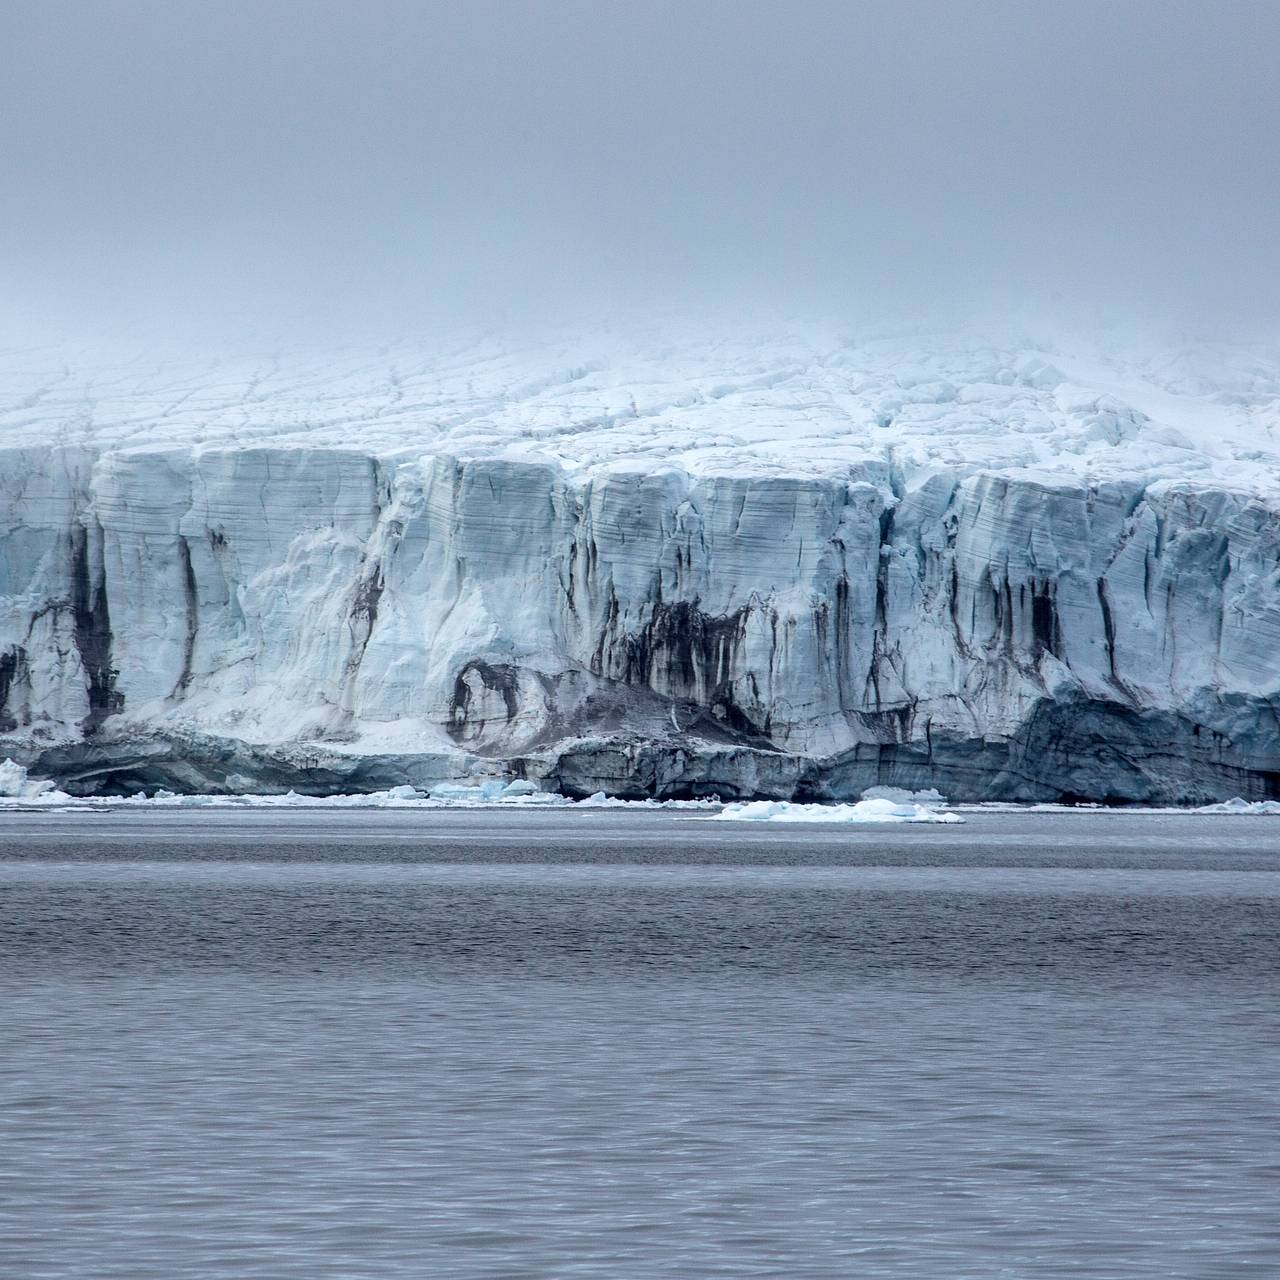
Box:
(2, 810, 1278, 1279)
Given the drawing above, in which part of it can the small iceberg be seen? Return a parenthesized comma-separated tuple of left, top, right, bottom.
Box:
(1193, 797, 1280, 815)
(0, 759, 74, 804)
(715, 794, 964, 824)
(426, 779, 570, 805)
(576, 792, 719, 810)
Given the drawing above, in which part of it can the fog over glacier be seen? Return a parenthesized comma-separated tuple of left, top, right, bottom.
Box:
(1, 2, 1278, 802)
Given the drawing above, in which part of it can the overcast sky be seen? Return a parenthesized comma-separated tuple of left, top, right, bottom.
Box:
(3, 0, 1278, 342)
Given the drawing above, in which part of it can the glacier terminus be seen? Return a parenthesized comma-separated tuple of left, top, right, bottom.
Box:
(1, 324, 1277, 803)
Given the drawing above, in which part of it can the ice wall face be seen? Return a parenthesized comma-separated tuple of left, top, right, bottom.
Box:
(1, 447, 1277, 801)
(1, 331, 1277, 800)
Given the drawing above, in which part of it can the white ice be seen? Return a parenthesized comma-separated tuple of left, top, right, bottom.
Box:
(715, 797, 965, 824)
(1193, 797, 1280, 815)
(2, 324, 1277, 495)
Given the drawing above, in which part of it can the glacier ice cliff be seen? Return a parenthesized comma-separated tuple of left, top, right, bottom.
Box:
(1, 326, 1277, 802)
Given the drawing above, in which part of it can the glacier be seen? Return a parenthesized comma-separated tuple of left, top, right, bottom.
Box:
(0, 324, 1277, 802)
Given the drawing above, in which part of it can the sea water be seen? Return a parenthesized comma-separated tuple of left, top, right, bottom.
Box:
(2, 809, 1277, 1278)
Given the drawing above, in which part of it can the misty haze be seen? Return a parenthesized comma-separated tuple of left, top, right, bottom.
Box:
(4, 0, 1279, 339)
(2, 4, 1278, 1279)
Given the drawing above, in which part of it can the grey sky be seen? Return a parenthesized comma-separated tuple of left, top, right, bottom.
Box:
(3, 0, 1278, 340)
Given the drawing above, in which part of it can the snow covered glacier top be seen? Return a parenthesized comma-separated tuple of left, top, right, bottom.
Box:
(2, 324, 1277, 496)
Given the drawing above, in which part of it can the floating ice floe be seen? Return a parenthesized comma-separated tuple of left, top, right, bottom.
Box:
(859, 785, 951, 807)
(715, 795, 964, 824)
(1192, 797, 1280, 815)
(574, 792, 718, 810)
(426, 779, 568, 805)
(122, 785, 440, 809)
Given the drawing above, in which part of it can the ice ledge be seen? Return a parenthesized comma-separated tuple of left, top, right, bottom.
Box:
(3, 756, 1277, 816)
(10, 694, 1280, 805)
